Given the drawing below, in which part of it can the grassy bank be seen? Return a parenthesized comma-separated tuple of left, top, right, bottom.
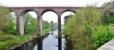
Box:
(0, 33, 38, 50)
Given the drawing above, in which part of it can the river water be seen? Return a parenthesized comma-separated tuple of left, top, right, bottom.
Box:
(33, 30, 66, 50)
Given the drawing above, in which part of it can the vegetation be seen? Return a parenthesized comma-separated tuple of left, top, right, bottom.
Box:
(0, 1, 114, 50)
(42, 21, 57, 33)
(24, 13, 37, 34)
(0, 6, 37, 50)
(101, 12, 114, 25)
(102, 1, 114, 8)
(24, 13, 51, 34)
(0, 6, 16, 34)
(64, 7, 114, 50)
(101, 1, 114, 25)
(91, 26, 114, 49)
(0, 33, 35, 50)
(42, 21, 51, 33)
(0, 5, 52, 50)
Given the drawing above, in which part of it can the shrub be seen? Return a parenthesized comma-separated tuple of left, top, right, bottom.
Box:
(91, 26, 114, 49)
(63, 6, 114, 50)
(64, 7, 102, 50)
(0, 6, 16, 34)
(101, 12, 114, 25)
(0, 34, 33, 50)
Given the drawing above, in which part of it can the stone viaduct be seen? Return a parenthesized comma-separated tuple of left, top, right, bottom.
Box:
(7, 7, 114, 50)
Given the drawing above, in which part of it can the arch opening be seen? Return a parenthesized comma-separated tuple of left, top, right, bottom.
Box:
(41, 11, 58, 34)
(23, 11, 38, 34)
(61, 11, 75, 25)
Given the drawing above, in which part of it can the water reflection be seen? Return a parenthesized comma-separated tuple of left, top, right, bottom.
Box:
(33, 45, 37, 50)
(33, 30, 66, 50)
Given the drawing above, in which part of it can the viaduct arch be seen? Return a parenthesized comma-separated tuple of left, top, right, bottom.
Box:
(8, 7, 114, 35)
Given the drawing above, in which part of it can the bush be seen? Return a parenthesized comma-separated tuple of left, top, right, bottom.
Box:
(91, 26, 114, 49)
(63, 6, 114, 50)
(0, 6, 16, 34)
(0, 33, 15, 41)
(0, 34, 33, 50)
(64, 7, 101, 50)
(101, 12, 114, 25)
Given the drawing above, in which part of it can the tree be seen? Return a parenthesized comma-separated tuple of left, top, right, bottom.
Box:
(102, 1, 114, 25)
(42, 21, 50, 29)
(0, 6, 15, 33)
(24, 13, 51, 34)
(50, 21, 54, 30)
(24, 13, 37, 34)
(102, 1, 114, 8)
(42, 21, 50, 33)
(64, 7, 101, 50)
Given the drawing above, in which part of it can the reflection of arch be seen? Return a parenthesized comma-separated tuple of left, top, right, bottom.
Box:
(21, 9, 37, 16)
(41, 9, 57, 16)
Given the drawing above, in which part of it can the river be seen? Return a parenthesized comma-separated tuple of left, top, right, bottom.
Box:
(33, 30, 66, 50)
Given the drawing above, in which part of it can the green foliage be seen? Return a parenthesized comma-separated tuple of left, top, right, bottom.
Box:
(64, 7, 105, 50)
(101, 12, 114, 25)
(0, 33, 34, 50)
(0, 6, 16, 34)
(42, 21, 51, 33)
(101, 1, 114, 25)
(91, 26, 114, 49)
(24, 13, 37, 34)
(50, 21, 58, 31)
(0, 33, 15, 41)
(24, 13, 51, 34)
(43, 21, 50, 33)
(43, 21, 50, 29)
(0, 6, 40, 50)
(102, 1, 114, 8)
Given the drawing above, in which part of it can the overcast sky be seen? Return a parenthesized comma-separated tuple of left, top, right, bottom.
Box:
(1, 0, 112, 24)
(0, 0, 112, 7)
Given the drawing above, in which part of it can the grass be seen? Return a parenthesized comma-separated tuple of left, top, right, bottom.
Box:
(0, 33, 37, 50)
(43, 27, 51, 33)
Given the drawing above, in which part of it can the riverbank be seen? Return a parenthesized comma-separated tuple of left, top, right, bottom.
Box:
(0, 33, 39, 50)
